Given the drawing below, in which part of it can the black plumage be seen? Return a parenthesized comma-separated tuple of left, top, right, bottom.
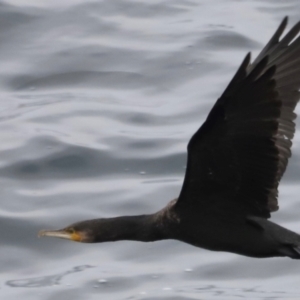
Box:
(39, 17, 300, 259)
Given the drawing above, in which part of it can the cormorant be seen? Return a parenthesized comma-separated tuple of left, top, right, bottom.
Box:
(39, 17, 300, 258)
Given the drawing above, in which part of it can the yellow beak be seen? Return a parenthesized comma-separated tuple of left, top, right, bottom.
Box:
(38, 229, 83, 242)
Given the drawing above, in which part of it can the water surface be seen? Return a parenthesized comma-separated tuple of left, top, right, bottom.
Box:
(1, 0, 300, 299)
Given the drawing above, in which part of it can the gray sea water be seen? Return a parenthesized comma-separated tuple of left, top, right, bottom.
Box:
(1, 0, 300, 299)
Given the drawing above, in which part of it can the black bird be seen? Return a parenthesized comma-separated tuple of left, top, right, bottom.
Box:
(39, 17, 300, 259)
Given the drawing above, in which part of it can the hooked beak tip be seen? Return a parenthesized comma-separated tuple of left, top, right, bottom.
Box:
(38, 230, 47, 238)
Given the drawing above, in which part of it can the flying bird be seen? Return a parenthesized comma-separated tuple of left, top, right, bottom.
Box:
(39, 17, 300, 258)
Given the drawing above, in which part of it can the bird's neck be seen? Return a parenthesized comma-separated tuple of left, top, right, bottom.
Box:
(86, 214, 168, 243)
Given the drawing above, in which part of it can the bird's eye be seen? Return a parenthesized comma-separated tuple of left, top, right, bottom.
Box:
(68, 228, 75, 234)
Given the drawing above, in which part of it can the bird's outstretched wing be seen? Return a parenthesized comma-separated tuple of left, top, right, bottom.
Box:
(176, 17, 300, 218)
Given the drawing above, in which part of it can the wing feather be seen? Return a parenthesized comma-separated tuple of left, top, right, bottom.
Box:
(176, 17, 300, 218)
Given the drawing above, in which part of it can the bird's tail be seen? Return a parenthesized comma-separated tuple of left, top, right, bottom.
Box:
(278, 244, 300, 259)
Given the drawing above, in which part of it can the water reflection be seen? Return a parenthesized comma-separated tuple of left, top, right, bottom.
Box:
(6, 265, 94, 288)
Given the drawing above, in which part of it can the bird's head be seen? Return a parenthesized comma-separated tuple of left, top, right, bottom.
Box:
(39, 215, 160, 243)
(38, 220, 97, 243)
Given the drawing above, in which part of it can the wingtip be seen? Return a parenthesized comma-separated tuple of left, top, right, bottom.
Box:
(282, 16, 288, 26)
(244, 52, 251, 65)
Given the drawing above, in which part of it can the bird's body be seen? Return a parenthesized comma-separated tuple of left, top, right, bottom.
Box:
(173, 207, 300, 258)
(39, 17, 300, 259)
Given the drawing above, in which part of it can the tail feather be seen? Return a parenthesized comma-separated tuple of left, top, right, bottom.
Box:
(279, 245, 300, 259)
(293, 246, 300, 256)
